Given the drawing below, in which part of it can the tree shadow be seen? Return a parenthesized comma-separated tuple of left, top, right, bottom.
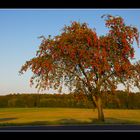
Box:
(26, 118, 90, 126)
(89, 118, 140, 124)
(18, 118, 140, 126)
(0, 117, 139, 127)
(0, 118, 89, 127)
(0, 118, 17, 122)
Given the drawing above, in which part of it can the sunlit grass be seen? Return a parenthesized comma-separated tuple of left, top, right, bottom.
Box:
(0, 108, 140, 126)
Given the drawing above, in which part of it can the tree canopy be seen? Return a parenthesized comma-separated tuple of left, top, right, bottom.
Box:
(19, 15, 140, 93)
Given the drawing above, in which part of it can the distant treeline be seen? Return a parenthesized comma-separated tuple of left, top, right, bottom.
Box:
(0, 91, 140, 109)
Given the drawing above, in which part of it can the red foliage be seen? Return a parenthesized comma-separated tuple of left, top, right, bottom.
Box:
(19, 15, 139, 92)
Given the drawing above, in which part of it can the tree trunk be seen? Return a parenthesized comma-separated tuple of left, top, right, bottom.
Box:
(92, 95, 105, 122)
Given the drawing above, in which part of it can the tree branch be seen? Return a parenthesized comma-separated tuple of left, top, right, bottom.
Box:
(55, 65, 88, 88)
(78, 63, 94, 94)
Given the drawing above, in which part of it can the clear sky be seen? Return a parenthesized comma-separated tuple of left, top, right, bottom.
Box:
(0, 9, 140, 95)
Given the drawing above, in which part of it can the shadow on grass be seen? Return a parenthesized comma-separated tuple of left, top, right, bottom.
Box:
(0, 118, 140, 127)
(0, 118, 17, 122)
(90, 118, 140, 124)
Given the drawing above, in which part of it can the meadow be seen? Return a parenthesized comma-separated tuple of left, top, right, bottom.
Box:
(0, 108, 140, 126)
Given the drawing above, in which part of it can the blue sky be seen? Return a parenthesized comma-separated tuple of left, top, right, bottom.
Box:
(0, 9, 140, 95)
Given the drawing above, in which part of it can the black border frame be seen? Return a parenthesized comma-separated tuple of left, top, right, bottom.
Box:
(0, 0, 140, 135)
(0, 0, 140, 8)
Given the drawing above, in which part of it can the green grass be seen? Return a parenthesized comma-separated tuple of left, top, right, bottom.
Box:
(0, 108, 140, 126)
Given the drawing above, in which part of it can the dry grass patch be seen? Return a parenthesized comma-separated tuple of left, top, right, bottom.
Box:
(0, 108, 139, 126)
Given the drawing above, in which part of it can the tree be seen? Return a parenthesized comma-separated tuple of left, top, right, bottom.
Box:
(19, 15, 140, 121)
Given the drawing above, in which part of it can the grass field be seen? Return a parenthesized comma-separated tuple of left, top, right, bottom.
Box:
(0, 108, 140, 126)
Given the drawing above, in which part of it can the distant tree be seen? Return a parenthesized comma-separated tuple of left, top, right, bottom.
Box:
(0, 96, 8, 107)
(8, 98, 17, 107)
(39, 98, 50, 107)
(19, 15, 140, 121)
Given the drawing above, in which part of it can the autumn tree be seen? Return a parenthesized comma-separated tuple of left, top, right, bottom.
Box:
(19, 15, 140, 121)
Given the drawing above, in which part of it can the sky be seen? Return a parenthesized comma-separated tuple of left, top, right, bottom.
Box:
(0, 9, 140, 95)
